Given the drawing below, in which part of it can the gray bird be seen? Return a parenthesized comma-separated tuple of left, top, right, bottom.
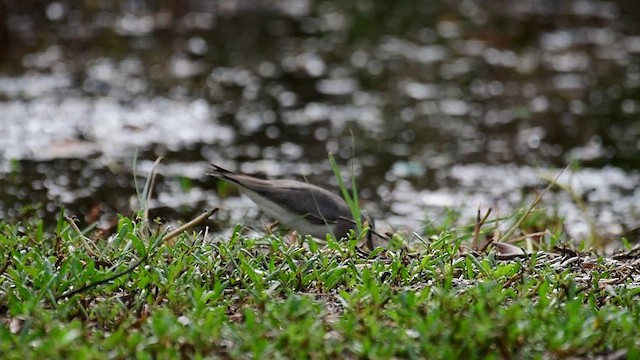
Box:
(208, 163, 375, 247)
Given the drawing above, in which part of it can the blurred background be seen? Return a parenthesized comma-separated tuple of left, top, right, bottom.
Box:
(0, 0, 638, 247)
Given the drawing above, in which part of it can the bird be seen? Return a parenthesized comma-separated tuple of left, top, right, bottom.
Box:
(207, 163, 376, 248)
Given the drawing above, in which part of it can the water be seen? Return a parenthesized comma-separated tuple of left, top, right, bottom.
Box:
(0, 0, 638, 248)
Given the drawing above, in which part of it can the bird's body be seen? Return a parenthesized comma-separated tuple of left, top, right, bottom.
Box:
(208, 164, 369, 242)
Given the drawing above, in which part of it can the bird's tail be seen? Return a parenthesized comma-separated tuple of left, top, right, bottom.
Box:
(207, 163, 235, 178)
(207, 163, 250, 189)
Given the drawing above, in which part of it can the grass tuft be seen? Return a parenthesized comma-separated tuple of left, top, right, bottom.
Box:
(1, 208, 638, 358)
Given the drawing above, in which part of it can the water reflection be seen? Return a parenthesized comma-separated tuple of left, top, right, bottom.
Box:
(0, 0, 638, 246)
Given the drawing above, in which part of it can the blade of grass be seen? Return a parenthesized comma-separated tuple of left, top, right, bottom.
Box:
(328, 153, 362, 235)
(133, 154, 163, 222)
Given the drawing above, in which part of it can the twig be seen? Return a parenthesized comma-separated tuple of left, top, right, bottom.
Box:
(611, 245, 640, 260)
(471, 207, 492, 251)
(66, 216, 100, 258)
(163, 208, 218, 243)
(554, 245, 580, 258)
(506, 231, 549, 244)
(55, 250, 149, 301)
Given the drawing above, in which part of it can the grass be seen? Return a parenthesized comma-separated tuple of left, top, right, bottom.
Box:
(1, 207, 639, 359)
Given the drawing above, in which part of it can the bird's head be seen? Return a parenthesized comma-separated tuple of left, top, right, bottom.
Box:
(361, 213, 388, 250)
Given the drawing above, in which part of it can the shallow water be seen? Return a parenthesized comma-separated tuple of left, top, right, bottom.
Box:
(0, 0, 638, 247)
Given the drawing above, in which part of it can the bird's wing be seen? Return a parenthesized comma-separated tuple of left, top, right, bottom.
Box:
(250, 181, 351, 224)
